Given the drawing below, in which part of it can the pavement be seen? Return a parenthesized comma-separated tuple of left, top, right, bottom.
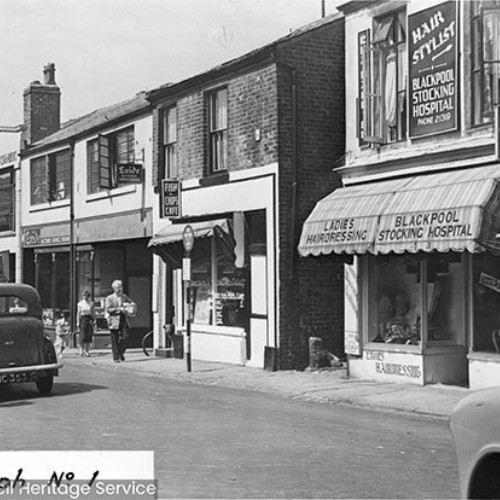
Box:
(61, 348, 471, 421)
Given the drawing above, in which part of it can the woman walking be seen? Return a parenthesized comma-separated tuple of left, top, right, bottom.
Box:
(77, 290, 95, 357)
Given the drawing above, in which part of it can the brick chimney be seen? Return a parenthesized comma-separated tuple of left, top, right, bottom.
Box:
(21, 63, 61, 149)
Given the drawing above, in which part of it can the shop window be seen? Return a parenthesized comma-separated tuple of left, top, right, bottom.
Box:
(368, 253, 465, 346)
(215, 245, 246, 328)
(427, 254, 464, 342)
(161, 106, 177, 180)
(125, 241, 153, 272)
(0, 168, 14, 232)
(93, 247, 122, 299)
(191, 231, 247, 328)
(76, 250, 93, 300)
(472, 254, 500, 353)
(30, 149, 71, 205)
(208, 87, 228, 173)
(370, 255, 421, 345)
(34, 251, 70, 326)
(471, 1, 500, 126)
(192, 259, 212, 325)
(87, 126, 135, 193)
(360, 10, 407, 144)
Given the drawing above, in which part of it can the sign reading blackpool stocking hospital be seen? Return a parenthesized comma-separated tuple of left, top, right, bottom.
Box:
(408, 1, 458, 138)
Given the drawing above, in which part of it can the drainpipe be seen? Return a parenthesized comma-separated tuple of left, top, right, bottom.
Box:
(280, 63, 298, 281)
(69, 140, 76, 344)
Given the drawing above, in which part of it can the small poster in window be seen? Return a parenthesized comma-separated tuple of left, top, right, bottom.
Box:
(479, 272, 500, 294)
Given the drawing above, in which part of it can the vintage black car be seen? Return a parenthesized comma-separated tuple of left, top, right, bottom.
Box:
(0, 283, 62, 395)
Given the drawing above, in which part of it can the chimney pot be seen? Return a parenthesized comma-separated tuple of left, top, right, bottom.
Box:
(43, 63, 56, 85)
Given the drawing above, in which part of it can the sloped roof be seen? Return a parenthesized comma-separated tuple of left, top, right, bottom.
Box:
(148, 12, 344, 100)
(25, 91, 151, 154)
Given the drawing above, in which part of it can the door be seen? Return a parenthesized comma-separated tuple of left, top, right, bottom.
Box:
(127, 275, 152, 347)
(247, 252, 268, 368)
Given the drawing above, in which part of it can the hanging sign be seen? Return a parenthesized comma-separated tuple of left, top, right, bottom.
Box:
(117, 163, 143, 184)
(408, 1, 458, 138)
(160, 180, 181, 218)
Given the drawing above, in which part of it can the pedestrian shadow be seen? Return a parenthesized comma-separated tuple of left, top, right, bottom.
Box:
(0, 381, 107, 405)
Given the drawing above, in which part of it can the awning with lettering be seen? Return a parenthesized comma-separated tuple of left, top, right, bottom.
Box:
(148, 218, 234, 267)
(298, 165, 500, 256)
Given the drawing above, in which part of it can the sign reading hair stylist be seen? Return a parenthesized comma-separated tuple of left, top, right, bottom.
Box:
(408, 1, 458, 138)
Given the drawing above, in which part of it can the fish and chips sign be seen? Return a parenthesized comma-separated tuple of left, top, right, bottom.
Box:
(408, 1, 458, 138)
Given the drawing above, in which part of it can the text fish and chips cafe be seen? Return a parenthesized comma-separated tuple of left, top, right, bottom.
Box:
(298, 166, 500, 388)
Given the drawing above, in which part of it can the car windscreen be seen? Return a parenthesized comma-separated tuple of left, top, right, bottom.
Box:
(0, 296, 29, 316)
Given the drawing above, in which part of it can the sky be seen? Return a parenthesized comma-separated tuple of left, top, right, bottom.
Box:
(0, 0, 338, 152)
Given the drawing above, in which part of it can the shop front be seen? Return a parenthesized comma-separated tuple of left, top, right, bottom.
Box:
(149, 168, 277, 368)
(299, 164, 500, 387)
(22, 212, 153, 348)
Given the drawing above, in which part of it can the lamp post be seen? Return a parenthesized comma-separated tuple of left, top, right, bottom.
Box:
(182, 225, 194, 372)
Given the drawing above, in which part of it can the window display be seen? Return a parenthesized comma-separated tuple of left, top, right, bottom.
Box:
(189, 229, 247, 329)
(368, 253, 465, 347)
(370, 255, 421, 345)
(473, 254, 500, 353)
(427, 254, 464, 342)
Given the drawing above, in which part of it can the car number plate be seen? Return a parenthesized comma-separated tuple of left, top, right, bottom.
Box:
(0, 372, 39, 384)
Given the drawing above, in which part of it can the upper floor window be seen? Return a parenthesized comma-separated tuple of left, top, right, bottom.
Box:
(30, 149, 71, 205)
(87, 126, 135, 193)
(361, 10, 407, 144)
(161, 106, 177, 179)
(0, 168, 14, 232)
(472, 1, 500, 125)
(208, 88, 228, 173)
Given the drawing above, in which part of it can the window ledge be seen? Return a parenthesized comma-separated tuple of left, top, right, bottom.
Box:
(468, 351, 500, 362)
(0, 230, 15, 238)
(86, 184, 137, 202)
(30, 199, 70, 213)
(365, 342, 422, 354)
(178, 324, 246, 338)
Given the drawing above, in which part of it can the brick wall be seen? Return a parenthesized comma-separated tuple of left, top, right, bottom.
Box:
(275, 17, 346, 370)
(22, 83, 61, 147)
(152, 65, 279, 184)
(150, 16, 346, 371)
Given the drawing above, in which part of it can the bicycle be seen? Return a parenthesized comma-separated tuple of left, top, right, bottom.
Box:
(141, 330, 154, 356)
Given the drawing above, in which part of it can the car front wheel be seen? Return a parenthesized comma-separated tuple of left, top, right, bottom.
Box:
(36, 376, 54, 395)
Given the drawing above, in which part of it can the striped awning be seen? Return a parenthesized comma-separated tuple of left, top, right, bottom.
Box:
(298, 165, 500, 256)
(148, 218, 234, 267)
(149, 218, 231, 247)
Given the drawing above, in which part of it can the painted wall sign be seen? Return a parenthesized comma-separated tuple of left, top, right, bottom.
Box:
(377, 209, 474, 243)
(160, 179, 181, 218)
(117, 163, 143, 184)
(304, 218, 370, 246)
(408, 1, 458, 138)
(366, 351, 422, 379)
(22, 228, 70, 247)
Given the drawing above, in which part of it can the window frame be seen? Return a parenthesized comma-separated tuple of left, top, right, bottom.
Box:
(207, 87, 228, 174)
(30, 149, 71, 206)
(360, 9, 407, 145)
(87, 125, 135, 194)
(161, 106, 178, 180)
(0, 167, 15, 232)
(471, 1, 500, 126)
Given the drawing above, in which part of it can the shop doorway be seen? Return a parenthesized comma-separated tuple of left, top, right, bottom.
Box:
(127, 274, 152, 347)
